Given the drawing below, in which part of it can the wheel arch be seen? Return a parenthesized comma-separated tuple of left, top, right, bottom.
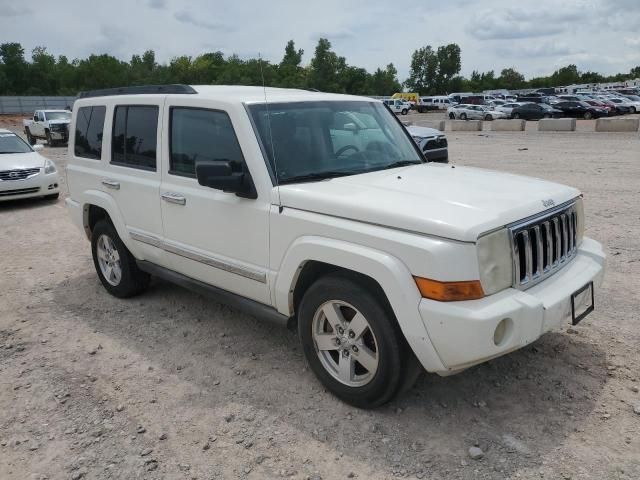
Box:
(80, 190, 129, 247)
(274, 236, 446, 372)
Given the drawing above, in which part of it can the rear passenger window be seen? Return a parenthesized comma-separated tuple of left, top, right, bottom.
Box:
(111, 105, 158, 170)
(75, 106, 106, 160)
(169, 107, 245, 177)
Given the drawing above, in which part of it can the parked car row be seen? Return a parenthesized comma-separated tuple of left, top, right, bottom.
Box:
(446, 104, 508, 121)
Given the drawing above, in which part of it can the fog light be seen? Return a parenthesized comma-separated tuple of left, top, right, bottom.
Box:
(493, 318, 513, 347)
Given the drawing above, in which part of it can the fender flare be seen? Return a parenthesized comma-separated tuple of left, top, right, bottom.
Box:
(81, 190, 134, 252)
(275, 236, 446, 372)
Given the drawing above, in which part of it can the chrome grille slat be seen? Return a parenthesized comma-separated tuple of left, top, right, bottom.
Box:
(509, 202, 579, 290)
(0, 167, 41, 181)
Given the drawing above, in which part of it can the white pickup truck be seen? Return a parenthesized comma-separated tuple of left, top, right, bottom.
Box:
(23, 109, 72, 146)
(382, 98, 412, 115)
(66, 85, 605, 408)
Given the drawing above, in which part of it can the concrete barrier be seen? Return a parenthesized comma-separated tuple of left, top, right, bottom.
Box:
(451, 120, 482, 131)
(595, 118, 640, 132)
(421, 120, 445, 132)
(538, 118, 576, 132)
(490, 119, 526, 131)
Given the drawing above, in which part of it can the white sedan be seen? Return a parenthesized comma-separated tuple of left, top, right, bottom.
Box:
(447, 104, 508, 120)
(495, 102, 527, 115)
(0, 129, 60, 201)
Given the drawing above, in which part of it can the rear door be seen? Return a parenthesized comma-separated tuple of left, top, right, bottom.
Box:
(102, 101, 165, 264)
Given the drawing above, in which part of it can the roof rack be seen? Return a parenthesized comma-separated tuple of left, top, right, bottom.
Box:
(77, 84, 197, 99)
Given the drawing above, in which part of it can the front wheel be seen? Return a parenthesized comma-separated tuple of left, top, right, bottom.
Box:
(484, 114, 493, 121)
(46, 131, 56, 147)
(401, 109, 408, 115)
(25, 129, 36, 145)
(298, 273, 412, 408)
(460, 113, 467, 120)
(513, 113, 521, 119)
(449, 113, 456, 119)
(583, 111, 593, 120)
(91, 220, 150, 298)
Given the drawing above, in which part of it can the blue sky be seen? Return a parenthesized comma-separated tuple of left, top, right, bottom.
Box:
(1, 0, 639, 80)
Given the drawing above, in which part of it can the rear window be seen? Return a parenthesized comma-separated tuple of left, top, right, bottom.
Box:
(75, 106, 106, 160)
(111, 106, 158, 171)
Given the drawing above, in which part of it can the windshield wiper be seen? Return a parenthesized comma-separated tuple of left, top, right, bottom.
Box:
(376, 160, 423, 171)
(278, 170, 361, 185)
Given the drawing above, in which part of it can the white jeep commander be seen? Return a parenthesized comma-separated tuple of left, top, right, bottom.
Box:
(66, 85, 605, 408)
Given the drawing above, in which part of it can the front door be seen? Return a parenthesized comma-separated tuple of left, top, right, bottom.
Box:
(159, 101, 271, 304)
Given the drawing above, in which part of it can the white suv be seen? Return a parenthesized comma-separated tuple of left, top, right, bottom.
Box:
(66, 85, 605, 408)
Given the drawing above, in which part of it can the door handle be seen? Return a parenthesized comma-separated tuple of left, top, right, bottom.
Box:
(102, 179, 120, 190)
(161, 192, 186, 205)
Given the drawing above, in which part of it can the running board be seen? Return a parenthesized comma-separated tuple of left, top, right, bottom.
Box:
(136, 260, 291, 329)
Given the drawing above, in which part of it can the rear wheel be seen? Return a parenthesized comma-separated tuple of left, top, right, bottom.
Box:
(401, 109, 408, 115)
(460, 113, 467, 120)
(583, 111, 593, 120)
(449, 113, 455, 119)
(298, 273, 411, 408)
(484, 114, 493, 121)
(513, 113, 521, 119)
(91, 220, 150, 298)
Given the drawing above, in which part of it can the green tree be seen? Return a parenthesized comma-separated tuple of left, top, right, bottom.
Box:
(435, 44, 461, 92)
(551, 64, 581, 86)
(307, 38, 346, 92)
(278, 40, 306, 88)
(368, 63, 401, 95)
(405, 45, 438, 94)
(498, 68, 525, 90)
(0, 42, 28, 94)
(630, 66, 640, 78)
(29, 46, 58, 94)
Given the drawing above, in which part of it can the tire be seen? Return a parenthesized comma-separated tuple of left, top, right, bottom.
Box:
(543, 114, 552, 119)
(485, 114, 493, 121)
(449, 113, 455, 119)
(46, 130, 56, 147)
(460, 113, 467, 120)
(401, 109, 408, 115)
(298, 273, 410, 408)
(25, 129, 36, 145)
(583, 112, 592, 120)
(631, 107, 636, 114)
(44, 193, 59, 200)
(513, 113, 521, 119)
(91, 219, 150, 298)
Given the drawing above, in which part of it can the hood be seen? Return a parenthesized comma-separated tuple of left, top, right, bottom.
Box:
(406, 126, 442, 138)
(278, 163, 579, 242)
(0, 152, 46, 171)
(48, 119, 70, 125)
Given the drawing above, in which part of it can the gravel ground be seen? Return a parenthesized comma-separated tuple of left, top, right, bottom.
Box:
(0, 115, 639, 480)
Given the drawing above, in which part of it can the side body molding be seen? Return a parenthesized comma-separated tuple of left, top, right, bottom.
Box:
(274, 236, 446, 372)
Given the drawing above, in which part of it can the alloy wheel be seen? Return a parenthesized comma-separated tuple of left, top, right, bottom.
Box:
(96, 234, 122, 286)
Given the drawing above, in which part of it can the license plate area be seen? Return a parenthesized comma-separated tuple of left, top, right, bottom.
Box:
(571, 281, 594, 325)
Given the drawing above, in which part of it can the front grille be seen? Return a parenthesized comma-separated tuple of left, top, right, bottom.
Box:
(423, 137, 448, 151)
(0, 168, 41, 181)
(0, 187, 40, 197)
(510, 202, 578, 289)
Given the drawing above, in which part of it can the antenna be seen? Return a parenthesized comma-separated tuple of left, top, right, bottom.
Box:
(259, 53, 281, 206)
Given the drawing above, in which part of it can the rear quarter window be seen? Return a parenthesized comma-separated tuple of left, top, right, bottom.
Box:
(75, 106, 106, 160)
(111, 105, 159, 171)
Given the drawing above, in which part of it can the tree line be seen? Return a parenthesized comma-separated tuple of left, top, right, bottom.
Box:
(1, 39, 639, 97)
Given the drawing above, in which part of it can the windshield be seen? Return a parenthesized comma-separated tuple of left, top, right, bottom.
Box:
(248, 101, 423, 184)
(0, 133, 32, 154)
(45, 111, 71, 121)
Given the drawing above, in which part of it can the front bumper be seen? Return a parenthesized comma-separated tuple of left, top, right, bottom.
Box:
(418, 237, 605, 373)
(0, 170, 60, 201)
(424, 148, 448, 163)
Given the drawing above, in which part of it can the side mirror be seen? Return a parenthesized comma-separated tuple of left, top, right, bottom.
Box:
(33, 144, 44, 151)
(195, 160, 257, 199)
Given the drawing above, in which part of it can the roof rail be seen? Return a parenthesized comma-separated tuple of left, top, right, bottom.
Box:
(77, 84, 197, 99)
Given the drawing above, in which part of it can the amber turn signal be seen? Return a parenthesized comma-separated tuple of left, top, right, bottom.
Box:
(414, 277, 484, 301)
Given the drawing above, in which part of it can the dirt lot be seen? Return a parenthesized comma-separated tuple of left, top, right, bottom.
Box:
(1, 117, 639, 480)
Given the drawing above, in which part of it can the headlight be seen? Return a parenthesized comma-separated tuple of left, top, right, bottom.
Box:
(44, 159, 57, 174)
(477, 228, 513, 295)
(575, 196, 584, 245)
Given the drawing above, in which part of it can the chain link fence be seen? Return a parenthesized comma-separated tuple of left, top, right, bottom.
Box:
(0, 96, 77, 115)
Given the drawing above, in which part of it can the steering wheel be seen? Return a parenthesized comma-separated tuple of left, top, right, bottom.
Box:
(335, 145, 359, 157)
